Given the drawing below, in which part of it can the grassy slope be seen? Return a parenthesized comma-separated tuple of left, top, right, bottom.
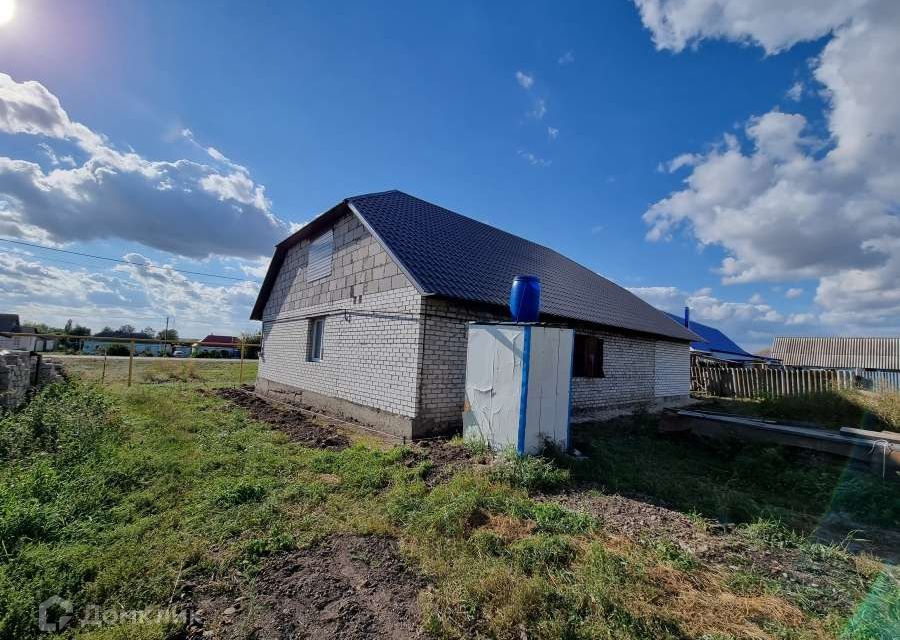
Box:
(0, 382, 896, 640)
(702, 390, 900, 433)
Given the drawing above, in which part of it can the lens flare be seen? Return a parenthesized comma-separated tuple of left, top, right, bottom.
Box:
(0, 0, 15, 27)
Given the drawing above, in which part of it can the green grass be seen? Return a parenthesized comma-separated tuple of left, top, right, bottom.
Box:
(56, 356, 257, 388)
(704, 389, 900, 432)
(566, 414, 899, 530)
(0, 381, 894, 639)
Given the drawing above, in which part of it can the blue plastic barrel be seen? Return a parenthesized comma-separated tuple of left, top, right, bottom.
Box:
(509, 276, 541, 322)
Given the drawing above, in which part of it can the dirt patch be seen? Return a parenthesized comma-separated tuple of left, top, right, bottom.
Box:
(214, 387, 349, 450)
(416, 440, 479, 486)
(543, 487, 884, 617)
(187, 535, 427, 639)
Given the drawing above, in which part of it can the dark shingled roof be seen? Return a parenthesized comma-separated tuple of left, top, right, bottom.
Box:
(251, 190, 698, 342)
(0, 314, 21, 333)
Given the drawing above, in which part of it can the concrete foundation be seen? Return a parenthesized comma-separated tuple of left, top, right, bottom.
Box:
(255, 377, 417, 439)
(569, 394, 697, 424)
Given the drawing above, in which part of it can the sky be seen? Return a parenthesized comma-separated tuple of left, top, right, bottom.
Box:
(0, 0, 898, 350)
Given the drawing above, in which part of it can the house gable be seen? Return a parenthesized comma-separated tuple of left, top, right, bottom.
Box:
(260, 209, 415, 321)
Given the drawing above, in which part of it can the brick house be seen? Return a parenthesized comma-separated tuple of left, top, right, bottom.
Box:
(250, 190, 699, 439)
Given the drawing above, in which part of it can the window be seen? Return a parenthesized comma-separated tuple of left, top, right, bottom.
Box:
(307, 317, 325, 361)
(573, 334, 604, 378)
(306, 229, 334, 282)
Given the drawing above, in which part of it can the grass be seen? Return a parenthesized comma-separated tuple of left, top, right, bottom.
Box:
(54, 355, 257, 388)
(704, 389, 900, 432)
(566, 413, 900, 531)
(0, 380, 895, 639)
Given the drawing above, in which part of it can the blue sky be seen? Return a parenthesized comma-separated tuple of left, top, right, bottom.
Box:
(0, 0, 898, 349)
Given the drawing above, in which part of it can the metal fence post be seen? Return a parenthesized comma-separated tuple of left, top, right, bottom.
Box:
(127, 339, 135, 387)
(238, 341, 245, 387)
(101, 352, 108, 385)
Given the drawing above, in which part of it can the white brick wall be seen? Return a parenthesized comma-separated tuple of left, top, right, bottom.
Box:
(258, 212, 423, 418)
(257, 210, 690, 433)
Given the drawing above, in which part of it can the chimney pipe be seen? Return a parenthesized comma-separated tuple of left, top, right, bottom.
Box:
(683, 306, 690, 328)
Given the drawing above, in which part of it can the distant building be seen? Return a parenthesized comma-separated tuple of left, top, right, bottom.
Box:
(0, 315, 42, 351)
(192, 334, 241, 358)
(665, 309, 776, 366)
(82, 330, 170, 356)
(773, 336, 900, 372)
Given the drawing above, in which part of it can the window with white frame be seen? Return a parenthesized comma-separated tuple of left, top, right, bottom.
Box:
(307, 317, 325, 361)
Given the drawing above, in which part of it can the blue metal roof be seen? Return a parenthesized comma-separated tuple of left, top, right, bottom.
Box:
(252, 190, 698, 342)
(664, 312, 753, 357)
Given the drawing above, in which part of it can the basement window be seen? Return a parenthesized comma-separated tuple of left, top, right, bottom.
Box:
(306, 229, 334, 282)
(307, 317, 325, 362)
(573, 334, 604, 378)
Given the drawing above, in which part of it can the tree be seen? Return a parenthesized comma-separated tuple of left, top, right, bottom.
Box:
(117, 324, 136, 335)
(69, 324, 91, 337)
(141, 326, 155, 337)
(157, 328, 178, 341)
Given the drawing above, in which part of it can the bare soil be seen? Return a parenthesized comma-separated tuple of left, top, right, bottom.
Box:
(415, 440, 479, 486)
(213, 387, 350, 451)
(184, 535, 426, 640)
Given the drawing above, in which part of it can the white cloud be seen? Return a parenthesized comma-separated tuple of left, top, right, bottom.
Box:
(515, 71, 534, 89)
(786, 81, 804, 101)
(629, 284, 790, 351)
(0, 248, 260, 337)
(785, 287, 803, 298)
(547, 126, 559, 141)
(0, 73, 290, 259)
(529, 98, 547, 119)
(517, 150, 551, 167)
(748, 293, 764, 304)
(558, 51, 575, 65)
(636, 0, 900, 331)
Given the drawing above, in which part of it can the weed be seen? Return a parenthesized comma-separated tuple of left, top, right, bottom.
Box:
(509, 534, 576, 574)
(648, 539, 698, 572)
(490, 450, 570, 492)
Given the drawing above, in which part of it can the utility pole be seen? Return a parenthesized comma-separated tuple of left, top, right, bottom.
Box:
(163, 316, 169, 356)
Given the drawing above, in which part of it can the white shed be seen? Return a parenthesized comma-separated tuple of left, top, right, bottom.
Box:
(463, 323, 573, 455)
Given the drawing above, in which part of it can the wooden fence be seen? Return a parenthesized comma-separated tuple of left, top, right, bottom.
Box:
(692, 367, 858, 398)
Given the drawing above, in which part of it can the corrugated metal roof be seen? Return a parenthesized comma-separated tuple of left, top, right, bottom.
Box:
(348, 191, 697, 341)
(251, 191, 698, 342)
(664, 312, 751, 357)
(772, 336, 900, 370)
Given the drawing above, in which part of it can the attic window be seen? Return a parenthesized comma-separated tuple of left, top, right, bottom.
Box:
(306, 229, 334, 282)
(573, 334, 604, 378)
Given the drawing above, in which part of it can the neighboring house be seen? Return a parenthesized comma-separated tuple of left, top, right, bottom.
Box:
(192, 335, 241, 358)
(82, 331, 168, 355)
(773, 337, 900, 371)
(0, 314, 38, 351)
(665, 309, 776, 366)
(251, 190, 699, 439)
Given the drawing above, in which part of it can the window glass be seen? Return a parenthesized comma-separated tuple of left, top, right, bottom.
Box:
(308, 317, 325, 361)
(573, 334, 604, 378)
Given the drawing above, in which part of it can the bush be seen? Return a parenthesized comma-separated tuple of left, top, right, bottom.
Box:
(105, 344, 130, 357)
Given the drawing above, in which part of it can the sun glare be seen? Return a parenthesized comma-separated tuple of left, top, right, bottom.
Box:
(0, 0, 15, 26)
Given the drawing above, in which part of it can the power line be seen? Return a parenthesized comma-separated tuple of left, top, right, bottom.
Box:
(0, 237, 259, 282)
(0, 248, 250, 288)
